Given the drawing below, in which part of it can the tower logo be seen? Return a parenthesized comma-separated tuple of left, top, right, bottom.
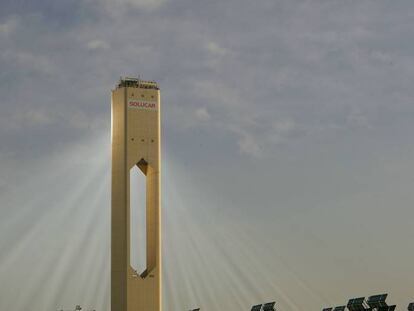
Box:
(128, 98, 157, 110)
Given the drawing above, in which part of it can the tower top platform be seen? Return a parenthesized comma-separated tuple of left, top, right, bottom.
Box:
(117, 77, 159, 90)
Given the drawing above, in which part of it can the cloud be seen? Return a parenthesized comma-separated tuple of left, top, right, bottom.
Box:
(11, 51, 56, 75)
(194, 107, 211, 122)
(272, 119, 295, 133)
(237, 132, 262, 158)
(3, 0, 414, 161)
(117, 0, 166, 10)
(13, 109, 55, 128)
(205, 41, 228, 57)
(0, 16, 18, 36)
(87, 0, 167, 14)
(86, 39, 110, 51)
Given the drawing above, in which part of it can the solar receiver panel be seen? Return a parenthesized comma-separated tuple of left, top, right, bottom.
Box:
(263, 302, 276, 311)
(347, 297, 368, 311)
(367, 294, 388, 308)
(323, 308, 333, 311)
(251, 305, 263, 311)
(408, 303, 414, 311)
(189, 309, 200, 311)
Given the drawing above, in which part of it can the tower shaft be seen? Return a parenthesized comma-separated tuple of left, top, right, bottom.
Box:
(111, 78, 161, 311)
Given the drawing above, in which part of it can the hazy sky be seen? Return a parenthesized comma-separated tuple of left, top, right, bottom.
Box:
(1, 0, 414, 310)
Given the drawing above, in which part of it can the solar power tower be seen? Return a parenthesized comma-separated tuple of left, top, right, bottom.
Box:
(111, 78, 161, 311)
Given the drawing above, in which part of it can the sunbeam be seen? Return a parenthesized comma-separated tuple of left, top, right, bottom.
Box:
(0, 134, 111, 311)
(2, 129, 413, 311)
(161, 155, 328, 311)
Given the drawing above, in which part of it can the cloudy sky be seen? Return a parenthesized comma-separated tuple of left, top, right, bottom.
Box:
(1, 0, 414, 310)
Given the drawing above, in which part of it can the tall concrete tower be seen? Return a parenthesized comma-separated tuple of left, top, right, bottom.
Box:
(111, 77, 161, 311)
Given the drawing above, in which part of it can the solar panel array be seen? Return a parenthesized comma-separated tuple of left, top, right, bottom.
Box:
(251, 302, 276, 311)
(202, 294, 413, 311)
(347, 297, 369, 311)
(263, 302, 276, 311)
(367, 294, 388, 309)
(251, 305, 263, 311)
(323, 293, 405, 311)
